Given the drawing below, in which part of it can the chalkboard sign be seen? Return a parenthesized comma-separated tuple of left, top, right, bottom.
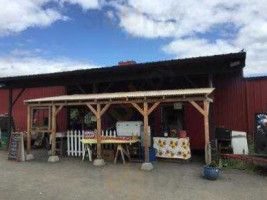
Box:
(8, 133, 22, 161)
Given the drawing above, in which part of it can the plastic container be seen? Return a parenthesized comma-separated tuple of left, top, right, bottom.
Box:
(179, 130, 187, 138)
(141, 147, 156, 162)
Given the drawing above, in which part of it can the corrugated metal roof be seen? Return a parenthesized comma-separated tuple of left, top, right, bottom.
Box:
(25, 88, 214, 103)
(0, 52, 245, 82)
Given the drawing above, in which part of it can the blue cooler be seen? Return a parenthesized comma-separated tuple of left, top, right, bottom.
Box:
(141, 147, 156, 162)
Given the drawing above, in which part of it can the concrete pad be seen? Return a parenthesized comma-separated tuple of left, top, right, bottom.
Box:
(141, 162, 154, 171)
(25, 154, 34, 161)
(48, 155, 59, 163)
(93, 159, 105, 166)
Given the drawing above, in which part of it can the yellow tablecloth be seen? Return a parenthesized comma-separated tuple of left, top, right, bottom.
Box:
(153, 137, 191, 159)
(81, 138, 140, 144)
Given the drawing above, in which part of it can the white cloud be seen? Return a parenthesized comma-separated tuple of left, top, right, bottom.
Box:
(0, 0, 67, 35)
(162, 38, 239, 58)
(109, 0, 267, 77)
(1, 0, 267, 76)
(0, 54, 99, 77)
(0, 0, 101, 35)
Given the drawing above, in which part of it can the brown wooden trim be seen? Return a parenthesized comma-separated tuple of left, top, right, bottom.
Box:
(96, 104, 102, 159)
(131, 103, 144, 116)
(189, 101, 205, 116)
(51, 105, 56, 156)
(30, 130, 52, 133)
(100, 103, 110, 116)
(148, 102, 160, 115)
(86, 104, 97, 116)
(143, 102, 149, 162)
(26, 96, 212, 107)
(27, 106, 31, 154)
(55, 105, 63, 116)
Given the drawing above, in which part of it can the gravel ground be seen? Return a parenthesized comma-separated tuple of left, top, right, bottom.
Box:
(0, 150, 267, 200)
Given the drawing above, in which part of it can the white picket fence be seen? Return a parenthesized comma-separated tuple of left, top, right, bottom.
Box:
(67, 130, 117, 157)
(67, 130, 84, 156)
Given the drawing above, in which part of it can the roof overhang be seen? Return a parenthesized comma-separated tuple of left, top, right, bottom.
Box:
(0, 52, 246, 89)
(25, 88, 214, 106)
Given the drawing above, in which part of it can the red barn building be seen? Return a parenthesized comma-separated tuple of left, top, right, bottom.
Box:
(1, 52, 265, 151)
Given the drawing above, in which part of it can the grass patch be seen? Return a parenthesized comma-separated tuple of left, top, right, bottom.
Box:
(222, 158, 256, 172)
(222, 158, 267, 176)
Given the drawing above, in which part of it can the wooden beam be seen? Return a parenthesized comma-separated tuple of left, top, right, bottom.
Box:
(189, 101, 205, 116)
(204, 100, 211, 164)
(131, 103, 144, 116)
(204, 100, 210, 145)
(55, 105, 63, 116)
(96, 104, 102, 159)
(148, 102, 160, 115)
(143, 102, 149, 163)
(86, 103, 97, 116)
(51, 105, 57, 156)
(26, 96, 213, 107)
(27, 106, 31, 154)
(100, 103, 110, 116)
(6, 89, 13, 151)
(48, 106, 51, 130)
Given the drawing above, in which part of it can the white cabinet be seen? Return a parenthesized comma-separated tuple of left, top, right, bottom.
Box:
(116, 121, 144, 137)
(116, 121, 151, 147)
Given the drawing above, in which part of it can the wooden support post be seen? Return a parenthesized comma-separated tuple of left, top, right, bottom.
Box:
(96, 104, 102, 159)
(204, 100, 211, 164)
(6, 89, 13, 150)
(143, 102, 149, 163)
(51, 105, 57, 156)
(27, 106, 31, 154)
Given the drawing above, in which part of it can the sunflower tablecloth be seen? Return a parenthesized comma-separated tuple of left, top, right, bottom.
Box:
(153, 137, 191, 160)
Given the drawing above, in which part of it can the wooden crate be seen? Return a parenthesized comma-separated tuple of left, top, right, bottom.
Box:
(102, 149, 115, 161)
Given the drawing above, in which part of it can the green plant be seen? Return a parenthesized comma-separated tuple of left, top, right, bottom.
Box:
(209, 160, 219, 168)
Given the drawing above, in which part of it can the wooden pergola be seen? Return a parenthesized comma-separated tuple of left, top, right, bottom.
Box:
(25, 88, 214, 167)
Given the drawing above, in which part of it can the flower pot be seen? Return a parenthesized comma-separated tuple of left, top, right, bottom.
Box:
(179, 130, 187, 138)
(203, 166, 219, 180)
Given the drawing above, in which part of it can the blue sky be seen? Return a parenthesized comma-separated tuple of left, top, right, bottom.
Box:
(0, 0, 267, 77)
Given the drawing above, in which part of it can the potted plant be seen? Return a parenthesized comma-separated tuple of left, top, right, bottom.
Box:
(204, 161, 220, 180)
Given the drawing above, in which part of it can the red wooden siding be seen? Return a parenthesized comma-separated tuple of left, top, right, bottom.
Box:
(185, 103, 205, 150)
(245, 78, 267, 134)
(0, 86, 67, 132)
(213, 73, 248, 133)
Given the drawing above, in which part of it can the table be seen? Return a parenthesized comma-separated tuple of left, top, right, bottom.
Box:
(80, 138, 140, 164)
(153, 137, 191, 160)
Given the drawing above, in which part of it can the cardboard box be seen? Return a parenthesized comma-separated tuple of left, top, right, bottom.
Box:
(102, 149, 115, 161)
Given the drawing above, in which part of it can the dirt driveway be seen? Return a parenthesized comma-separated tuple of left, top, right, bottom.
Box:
(0, 150, 266, 200)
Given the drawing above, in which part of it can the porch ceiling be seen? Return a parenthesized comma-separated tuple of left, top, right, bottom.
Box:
(25, 88, 214, 105)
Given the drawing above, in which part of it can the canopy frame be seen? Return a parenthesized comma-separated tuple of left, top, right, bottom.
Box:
(25, 88, 214, 166)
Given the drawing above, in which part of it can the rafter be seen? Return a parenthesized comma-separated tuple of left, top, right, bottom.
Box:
(131, 103, 144, 116)
(148, 102, 160, 115)
(86, 103, 97, 116)
(189, 100, 205, 116)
